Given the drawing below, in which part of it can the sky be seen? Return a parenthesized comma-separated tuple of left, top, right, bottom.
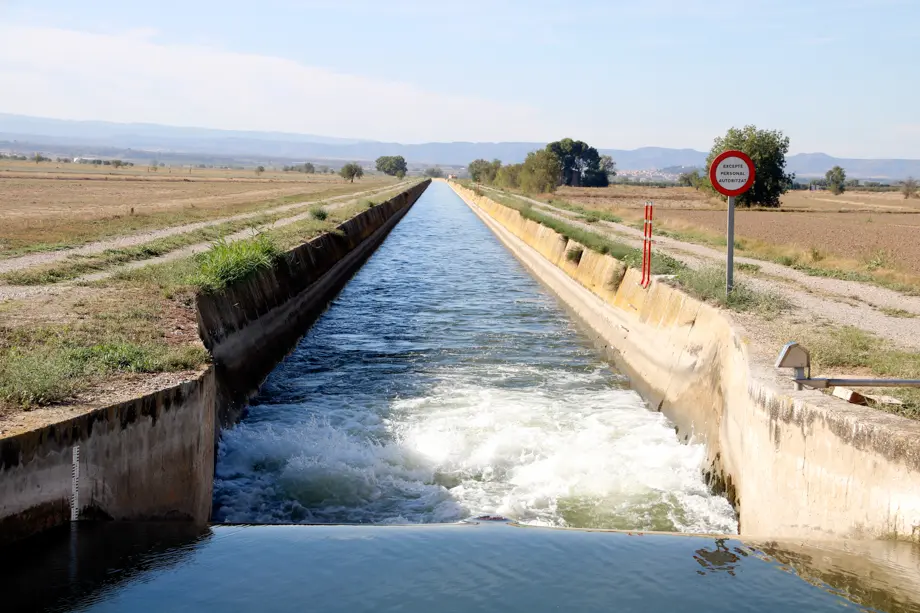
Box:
(0, 0, 917, 158)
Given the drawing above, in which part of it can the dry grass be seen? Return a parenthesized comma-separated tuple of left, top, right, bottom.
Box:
(796, 325, 920, 418)
(0, 160, 393, 255)
(557, 184, 920, 213)
(548, 186, 920, 293)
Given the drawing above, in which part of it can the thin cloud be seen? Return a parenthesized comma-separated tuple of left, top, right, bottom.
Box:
(0, 25, 552, 143)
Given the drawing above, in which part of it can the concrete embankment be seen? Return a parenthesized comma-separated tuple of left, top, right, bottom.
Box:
(449, 181, 920, 542)
(0, 180, 430, 544)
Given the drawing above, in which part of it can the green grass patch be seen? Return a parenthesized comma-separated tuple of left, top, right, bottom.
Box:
(310, 206, 328, 220)
(0, 341, 207, 407)
(195, 233, 281, 293)
(492, 193, 683, 275)
(566, 246, 584, 264)
(670, 265, 790, 317)
(738, 262, 762, 273)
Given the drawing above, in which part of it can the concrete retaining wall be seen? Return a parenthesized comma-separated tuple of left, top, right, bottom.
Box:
(451, 182, 920, 541)
(0, 369, 215, 545)
(196, 179, 430, 425)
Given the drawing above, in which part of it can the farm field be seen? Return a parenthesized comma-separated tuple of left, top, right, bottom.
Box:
(0, 160, 392, 255)
(551, 185, 920, 277)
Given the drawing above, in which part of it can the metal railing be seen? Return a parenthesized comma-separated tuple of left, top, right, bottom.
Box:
(776, 342, 920, 391)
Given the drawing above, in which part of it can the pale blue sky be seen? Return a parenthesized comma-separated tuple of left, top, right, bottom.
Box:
(0, 0, 917, 157)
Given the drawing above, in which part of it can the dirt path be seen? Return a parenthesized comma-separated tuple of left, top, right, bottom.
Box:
(496, 189, 920, 351)
(0, 182, 406, 275)
(0, 183, 412, 301)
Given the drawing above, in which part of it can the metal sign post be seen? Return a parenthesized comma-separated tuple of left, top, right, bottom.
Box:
(726, 196, 735, 293)
(709, 150, 755, 296)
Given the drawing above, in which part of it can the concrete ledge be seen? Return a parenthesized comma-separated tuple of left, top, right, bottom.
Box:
(0, 368, 215, 545)
(450, 182, 920, 541)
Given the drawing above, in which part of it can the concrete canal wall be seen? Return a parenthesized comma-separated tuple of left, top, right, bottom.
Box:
(450, 181, 920, 542)
(0, 370, 215, 546)
(0, 181, 430, 544)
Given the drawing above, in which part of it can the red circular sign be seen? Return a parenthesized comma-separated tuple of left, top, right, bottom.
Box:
(709, 150, 756, 197)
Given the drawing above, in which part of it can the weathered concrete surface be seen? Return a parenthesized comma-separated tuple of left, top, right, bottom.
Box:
(0, 368, 215, 545)
(450, 182, 920, 542)
(196, 180, 430, 426)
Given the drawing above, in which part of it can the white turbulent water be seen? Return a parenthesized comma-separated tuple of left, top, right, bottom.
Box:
(213, 182, 737, 533)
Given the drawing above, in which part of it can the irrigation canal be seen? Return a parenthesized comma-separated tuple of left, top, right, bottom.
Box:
(5, 182, 920, 613)
(212, 180, 737, 532)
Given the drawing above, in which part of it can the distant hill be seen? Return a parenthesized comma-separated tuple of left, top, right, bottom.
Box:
(1, 114, 918, 179)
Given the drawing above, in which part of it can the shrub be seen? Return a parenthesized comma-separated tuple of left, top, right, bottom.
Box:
(566, 246, 584, 264)
(196, 234, 280, 292)
(310, 206, 328, 221)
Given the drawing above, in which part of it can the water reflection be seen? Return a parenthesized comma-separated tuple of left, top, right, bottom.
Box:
(2, 523, 919, 613)
(693, 538, 747, 576)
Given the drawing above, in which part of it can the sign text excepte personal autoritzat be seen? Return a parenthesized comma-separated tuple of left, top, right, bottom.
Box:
(707, 150, 755, 295)
(709, 150, 756, 197)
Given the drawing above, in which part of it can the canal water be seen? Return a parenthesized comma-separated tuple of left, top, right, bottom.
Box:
(213, 181, 737, 532)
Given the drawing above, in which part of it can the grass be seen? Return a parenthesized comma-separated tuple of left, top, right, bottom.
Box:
(0, 183, 418, 411)
(798, 325, 920, 418)
(879, 307, 917, 318)
(310, 206, 328, 221)
(0, 184, 380, 258)
(566, 246, 584, 264)
(195, 233, 281, 293)
(1, 215, 274, 285)
(547, 198, 920, 297)
(490, 192, 684, 275)
(0, 294, 208, 408)
(544, 198, 623, 224)
(670, 265, 791, 317)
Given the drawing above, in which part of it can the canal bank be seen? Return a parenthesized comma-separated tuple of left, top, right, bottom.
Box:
(0, 181, 430, 544)
(448, 181, 920, 541)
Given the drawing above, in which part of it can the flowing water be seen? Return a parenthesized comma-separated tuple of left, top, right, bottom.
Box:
(213, 182, 737, 533)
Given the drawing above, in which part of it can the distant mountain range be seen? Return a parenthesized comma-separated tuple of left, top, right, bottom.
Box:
(1, 114, 918, 180)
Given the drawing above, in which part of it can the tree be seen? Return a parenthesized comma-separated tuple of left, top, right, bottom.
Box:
(111, 160, 124, 168)
(255, 165, 265, 176)
(706, 125, 793, 207)
(678, 169, 702, 187)
(424, 166, 444, 178)
(519, 149, 562, 194)
(545, 138, 609, 187)
(33, 153, 50, 163)
(495, 163, 522, 189)
(903, 177, 918, 200)
(467, 159, 502, 183)
(340, 162, 364, 182)
(826, 166, 847, 195)
(303, 162, 315, 174)
(600, 154, 617, 180)
(396, 169, 406, 179)
(375, 155, 408, 177)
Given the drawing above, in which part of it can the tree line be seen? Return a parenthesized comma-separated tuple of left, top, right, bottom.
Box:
(467, 138, 617, 194)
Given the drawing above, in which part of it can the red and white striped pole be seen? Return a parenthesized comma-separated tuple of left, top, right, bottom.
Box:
(641, 200, 654, 289)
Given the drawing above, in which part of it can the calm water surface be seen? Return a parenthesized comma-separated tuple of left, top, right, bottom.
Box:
(213, 181, 736, 532)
